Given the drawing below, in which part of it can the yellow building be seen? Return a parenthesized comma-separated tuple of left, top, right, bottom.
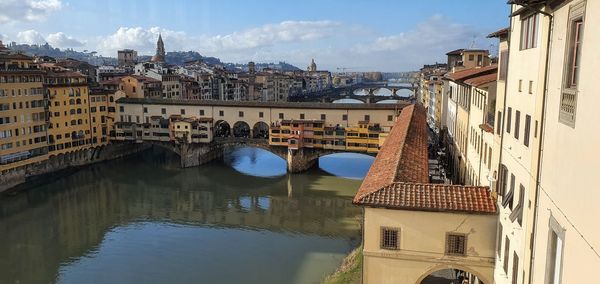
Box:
(0, 51, 49, 172)
(119, 75, 162, 99)
(88, 88, 119, 145)
(45, 71, 92, 155)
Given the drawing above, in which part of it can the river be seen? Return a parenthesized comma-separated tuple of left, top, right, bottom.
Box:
(0, 146, 374, 284)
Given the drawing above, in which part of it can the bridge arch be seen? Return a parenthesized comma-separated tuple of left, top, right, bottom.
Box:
(233, 121, 251, 138)
(214, 120, 231, 137)
(416, 264, 490, 284)
(252, 121, 269, 139)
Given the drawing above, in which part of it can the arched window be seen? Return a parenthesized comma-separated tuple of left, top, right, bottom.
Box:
(70, 120, 76, 126)
(77, 119, 83, 125)
(76, 98, 81, 104)
(69, 99, 75, 105)
(70, 109, 76, 115)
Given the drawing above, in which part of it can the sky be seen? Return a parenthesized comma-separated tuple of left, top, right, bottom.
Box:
(0, 0, 510, 72)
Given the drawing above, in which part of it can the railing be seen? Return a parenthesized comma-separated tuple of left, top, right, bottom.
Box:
(559, 88, 577, 126)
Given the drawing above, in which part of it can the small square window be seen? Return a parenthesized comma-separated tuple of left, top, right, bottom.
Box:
(300, 113, 305, 119)
(161, 108, 166, 114)
(143, 107, 148, 113)
(380, 227, 399, 250)
(279, 113, 284, 119)
(181, 109, 185, 115)
(259, 112, 264, 118)
(321, 114, 326, 120)
(239, 111, 244, 117)
(364, 115, 370, 121)
(219, 110, 224, 116)
(387, 115, 393, 121)
(199, 110, 205, 116)
(342, 114, 348, 121)
(446, 233, 467, 255)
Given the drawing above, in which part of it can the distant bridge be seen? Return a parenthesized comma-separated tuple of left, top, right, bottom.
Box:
(289, 82, 416, 103)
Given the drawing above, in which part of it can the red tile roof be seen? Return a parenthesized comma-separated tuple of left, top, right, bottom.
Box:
(353, 103, 497, 215)
(353, 104, 429, 203)
(487, 27, 510, 38)
(464, 72, 497, 87)
(446, 65, 497, 82)
(356, 182, 496, 214)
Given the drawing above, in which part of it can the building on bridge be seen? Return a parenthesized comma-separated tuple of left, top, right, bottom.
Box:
(113, 98, 403, 171)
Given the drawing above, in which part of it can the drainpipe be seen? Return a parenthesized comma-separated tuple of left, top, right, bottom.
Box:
(529, 7, 553, 284)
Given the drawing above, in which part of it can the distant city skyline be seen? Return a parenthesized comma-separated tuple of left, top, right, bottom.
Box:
(0, 0, 509, 71)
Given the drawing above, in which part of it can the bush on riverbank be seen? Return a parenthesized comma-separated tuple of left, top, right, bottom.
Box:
(322, 245, 362, 284)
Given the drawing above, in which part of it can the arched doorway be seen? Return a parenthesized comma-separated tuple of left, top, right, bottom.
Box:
(233, 121, 250, 138)
(419, 268, 486, 284)
(252, 121, 269, 139)
(214, 120, 231, 137)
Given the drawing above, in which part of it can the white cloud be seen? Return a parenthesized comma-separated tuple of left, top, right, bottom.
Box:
(47, 32, 85, 48)
(95, 21, 342, 57)
(0, 0, 62, 24)
(200, 20, 341, 51)
(349, 15, 491, 70)
(97, 27, 188, 56)
(17, 30, 46, 45)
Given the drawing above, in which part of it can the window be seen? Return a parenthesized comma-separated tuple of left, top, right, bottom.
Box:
(259, 112, 263, 118)
(529, 80, 534, 94)
(239, 111, 244, 117)
(143, 107, 148, 113)
(321, 114, 326, 120)
(380, 227, 399, 250)
(514, 110, 521, 139)
(387, 115, 393, 121)
(446, 233, 467, 255)
(497, 224, 503, 256)
(546, 216, 565, 284)
(468, 54, 474, 61)
(503, 237, 511, 274)
(502, 173, 516, 209)
(342, 114, 348, 121)
(219, 110, 224, 116)
(364, 115, 370, 121)
(506, 107, 512, 134)
(512, 252, 520, 284)
(300, 113, 305, 119)
(518, 80, 523, 92)
(524, 115, 531, 147)
(119, 106, 124, 112)
(509, 184, 525, 226)
(535, 120, 538, 138)
(279, 113, 284, 119)
(497, 111, 503, 134)
(199, 109, 205, 116)
(180, 109, 185, 115)
(520, 13, 539, 50)
(161, 108, 166, 114)
(560, 3, 585, 126)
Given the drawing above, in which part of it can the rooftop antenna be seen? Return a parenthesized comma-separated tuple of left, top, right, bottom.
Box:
(469, 35, 477, 49)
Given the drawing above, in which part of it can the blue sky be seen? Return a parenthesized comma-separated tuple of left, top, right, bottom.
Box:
(0, 0, 510, 71)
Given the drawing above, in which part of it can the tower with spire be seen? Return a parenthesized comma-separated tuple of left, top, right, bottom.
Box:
(151, 34, 165, 63)
(308, 58, 317, 72)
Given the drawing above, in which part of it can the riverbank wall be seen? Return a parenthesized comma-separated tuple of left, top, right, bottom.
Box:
(0, 142, 150, 193)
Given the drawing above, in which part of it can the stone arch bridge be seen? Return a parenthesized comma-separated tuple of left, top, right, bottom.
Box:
(289, 82, 416, 103)
(144, 137, 375, 173)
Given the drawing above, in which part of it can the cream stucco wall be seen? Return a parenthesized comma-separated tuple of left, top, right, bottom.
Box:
(362, 207, 497, 284)
(531, 0, 600, 282)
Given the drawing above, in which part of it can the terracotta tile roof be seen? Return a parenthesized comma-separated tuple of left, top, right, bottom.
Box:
(487, 27, 510, 38)
(356, 182, 496, 214)
(479, 124, 494, 133)
(464, 72, 497, 87)
(446, 65, 497, 82)
(353, 104, 429, 203)
(353, 103, 497, 215)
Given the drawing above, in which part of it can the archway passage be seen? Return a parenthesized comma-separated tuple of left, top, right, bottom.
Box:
(233, 121, 251, 138)
(420, 268, 485, 284)
(215, 120, 231, 137)
(252, 121, 269, 139)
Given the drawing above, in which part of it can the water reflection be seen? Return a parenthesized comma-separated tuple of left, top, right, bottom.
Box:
(0, 147, 370, 284)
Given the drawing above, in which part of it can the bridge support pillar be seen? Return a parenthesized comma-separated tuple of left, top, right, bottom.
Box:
(177, 143, 223, 168)
(286, 148, 320, 173)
